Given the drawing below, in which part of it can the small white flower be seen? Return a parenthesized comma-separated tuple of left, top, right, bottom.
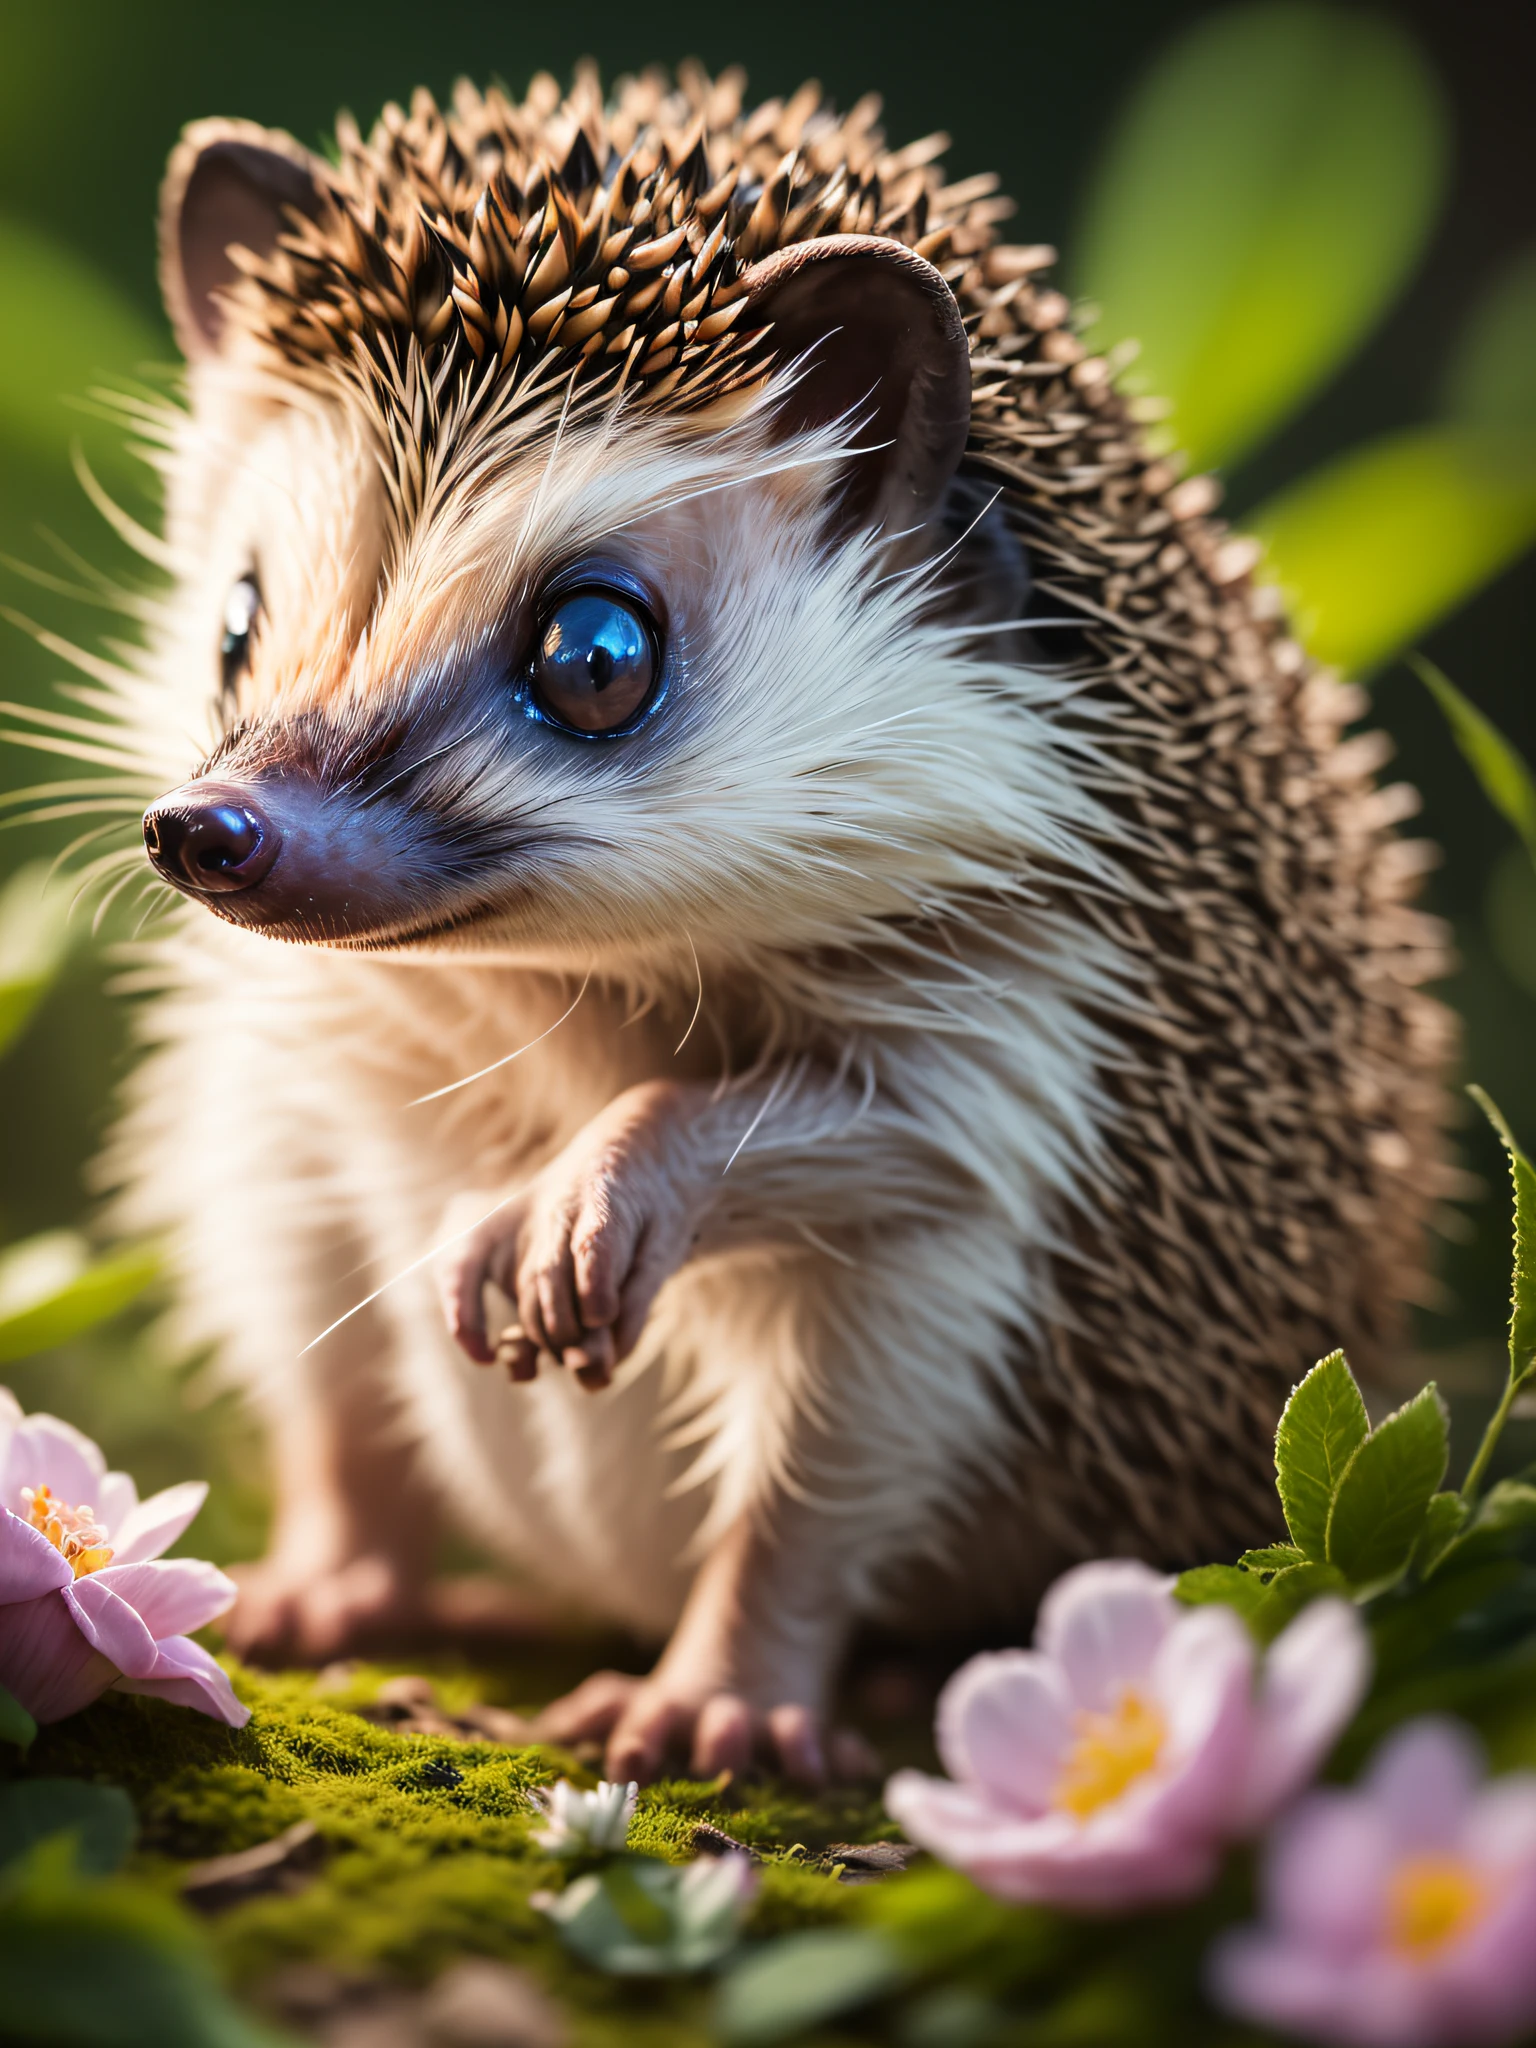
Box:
(532, 1777, 638, 1856)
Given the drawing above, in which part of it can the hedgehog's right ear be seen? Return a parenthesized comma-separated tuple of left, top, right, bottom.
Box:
(159, 119, 332, 360)
(742, 234, 971, 536)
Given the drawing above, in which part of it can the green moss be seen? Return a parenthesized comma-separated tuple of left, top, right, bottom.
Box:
(2, 1662, 877, 2044)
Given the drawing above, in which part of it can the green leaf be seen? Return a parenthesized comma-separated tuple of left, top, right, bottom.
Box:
(1416, 660, 1536, 868)
(716, 1930, 908, 2046)
(1275, 1351, 1370, 1560)
(1077, 2, 1447, 472)
(0, 1780, 136, 1876)
(0, 1682, 37, 1752)
(1238, 1544, 1306, 1575)
(1174, 1562, 1271, 1625)
(1326, 1384, 1449, 1590)
(1469, 1088, 1536, 1373)
(1470, 1478, 1536, 1541)
(864, 1864, 1058, 1981)
(1414, 1491, 1470, 1578)
(0, 1232, 160, 1364)
(1430, 1480, 1536, 1574)
(897, 1986, 1006, 2048)
(0, 1838, 290, 2048)
(1444, 245, 1536, 437)
(541, 1855, 753, 1976)
(604, 1858, 674, 1943)
(1253, 1559, 1352, 1639)
(0, 862, 74, 1060)
(1249, 426, 1536, 675)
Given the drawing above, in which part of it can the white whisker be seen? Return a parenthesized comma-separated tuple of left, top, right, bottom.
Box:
(674, 930, 704, 1057)
(408, 971, 591, 1105)
(297, 1187, 521, 1356)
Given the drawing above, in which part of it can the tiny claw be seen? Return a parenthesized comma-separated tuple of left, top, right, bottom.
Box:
(571, 1349, 614, 1392)
(496, 1325, 538, 1381)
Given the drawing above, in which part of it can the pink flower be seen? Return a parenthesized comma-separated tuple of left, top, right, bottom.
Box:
(884, 1559, 1368, 1911)
(0, 1389, 247, 1726)
(1210, 1717, 1536, 2047)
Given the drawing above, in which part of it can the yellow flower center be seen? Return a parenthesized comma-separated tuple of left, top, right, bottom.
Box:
(1386, 1855, 1488, 1957)
(21, 1483, 115, 1578)
(1053, 1689, 1167, 1819)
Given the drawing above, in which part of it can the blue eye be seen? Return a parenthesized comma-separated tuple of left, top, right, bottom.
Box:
(219, 573, 261, 714)
(529, 588, 659, 735)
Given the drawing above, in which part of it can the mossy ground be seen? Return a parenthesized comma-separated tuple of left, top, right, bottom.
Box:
(3, 1656, 906, 2044)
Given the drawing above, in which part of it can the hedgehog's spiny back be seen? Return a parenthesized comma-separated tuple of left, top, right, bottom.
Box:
(186, 63, 1024, 413)
(189, 63, 1455, 1559)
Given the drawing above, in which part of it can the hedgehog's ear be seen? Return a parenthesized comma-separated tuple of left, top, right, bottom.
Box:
(741, 234, 971, 534)
(159, 119, 332, 360)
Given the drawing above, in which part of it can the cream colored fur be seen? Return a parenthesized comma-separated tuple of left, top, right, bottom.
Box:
(92, 349, 1145, 1727)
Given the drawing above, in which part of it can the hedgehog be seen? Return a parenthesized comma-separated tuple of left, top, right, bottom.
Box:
(26, 62, 1454, 1783)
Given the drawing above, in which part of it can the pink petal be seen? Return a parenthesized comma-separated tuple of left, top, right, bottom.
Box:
(1441, 1870, 1536, 2039)
(88, 1558, 237, 1640)
(934, 1650, 1072, 1811)
(885, 1770, 1048, 1862)
(1264, 1790, 1394, 1953)
(1241, 1597, 1372, 1828)
(1036, 1559, 1176, 1709)
(885, 1767, 1219, 1911)
(96, 1469, 138, 1538)
(0, 1588, 117, 1721)
(115, 1634, 250, 1727)
(970, 1825, 1218, 1912)
(61, 1575, 161, 1680)
(1, 1413, 108, 1514)
(0, 1387, 21, 1453)
(108, 1481, 207, 1565)
(1465, 1777, 1536, 1870)
(1138, 1603, 1256, 1838)
(1208, 1929, 1385, 2045)
(0, 1507, 74, 1602)
(1365, 1717, 1483, 1852)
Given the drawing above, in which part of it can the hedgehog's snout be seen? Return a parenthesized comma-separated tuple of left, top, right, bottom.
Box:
(143, 783, 278, 896)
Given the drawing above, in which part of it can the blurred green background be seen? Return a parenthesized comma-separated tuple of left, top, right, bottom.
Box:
(1, 0, 1534, 1554)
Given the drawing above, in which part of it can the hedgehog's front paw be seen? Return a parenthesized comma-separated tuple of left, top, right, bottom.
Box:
(436, 1081, 707, 1390)
(534, 1668, 878, 1787)
(224, 1551, 425, 1665)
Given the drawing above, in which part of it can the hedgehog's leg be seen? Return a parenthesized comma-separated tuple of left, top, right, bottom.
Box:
(224, 1397, 436, 1663)
(217, 1223, 447, 1664)
(533, 1507, 876, 1785)
(439, 1072, 1020, 1782)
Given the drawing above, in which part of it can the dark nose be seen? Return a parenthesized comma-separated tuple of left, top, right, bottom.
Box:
(142, 783, 279, 895)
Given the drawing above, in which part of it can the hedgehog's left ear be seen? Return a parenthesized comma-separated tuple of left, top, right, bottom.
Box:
(159, 119, 333, 361)
(742, 234, 971, 534)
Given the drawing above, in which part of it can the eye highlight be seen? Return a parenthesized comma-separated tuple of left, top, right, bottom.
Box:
(528, 588, 660, 736)
(219, 574, 261, 717)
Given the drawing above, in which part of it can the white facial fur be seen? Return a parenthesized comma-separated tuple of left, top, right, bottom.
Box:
(141, 353, 1137, 999)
